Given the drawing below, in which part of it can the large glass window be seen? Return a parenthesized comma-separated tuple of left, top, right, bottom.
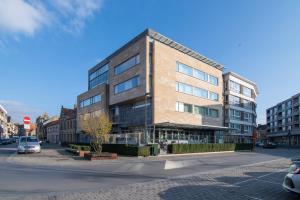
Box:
(230, 109, 241, 120)
(177, 62, 193, 76)
(209, 75, 218, 86)
(80, 94, 101, 108)
(176, 82, 193, 95)
(89, 64, 109, 89)
(114, 54, 140, 75)
(176, 62, 218, 86)
(114, 76, 140, 94)
(193, 69, 208, 82)
(176, 82, 218, 101)
(229, 81, 241, 93)
(209, 92, 219, 101)
(243, 86, 252, 97)
(229, 95, 241, 106)
(178, 102, 219, 118)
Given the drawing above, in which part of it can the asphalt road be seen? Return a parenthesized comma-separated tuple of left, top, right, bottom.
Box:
(0, 143, 299, 200)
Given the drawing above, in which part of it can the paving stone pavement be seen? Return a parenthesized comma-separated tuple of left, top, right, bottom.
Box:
(19, 158, 300, 200)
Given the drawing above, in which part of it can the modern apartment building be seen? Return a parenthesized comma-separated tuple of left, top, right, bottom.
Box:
(77, 28, 227, 144)
(267, 93, 300, 146)
(223, 72, 258, 142)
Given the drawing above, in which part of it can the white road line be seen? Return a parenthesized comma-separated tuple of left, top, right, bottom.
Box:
(233, 168, 287, 186)
(244, 195, 263, 200)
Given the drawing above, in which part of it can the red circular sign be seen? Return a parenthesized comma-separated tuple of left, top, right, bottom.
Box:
(23, 116, 31, 124)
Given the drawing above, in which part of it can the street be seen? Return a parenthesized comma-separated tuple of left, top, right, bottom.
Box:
(0, 144, 299, 200)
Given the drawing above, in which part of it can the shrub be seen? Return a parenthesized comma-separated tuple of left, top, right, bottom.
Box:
(102, 144, 150, 157)
(69, 144, 91, 152)
(168, 143, 252, 154)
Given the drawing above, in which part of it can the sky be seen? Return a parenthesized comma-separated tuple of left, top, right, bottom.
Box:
(0, 0, 300, 124)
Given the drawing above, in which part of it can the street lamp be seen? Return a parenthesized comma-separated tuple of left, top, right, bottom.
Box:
(144, 92, 151, 144)
(288, 126, 292, 150)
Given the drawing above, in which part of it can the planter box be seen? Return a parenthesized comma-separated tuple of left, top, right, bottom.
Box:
(84, 152, 118, 161)
(79, 150, 90, 157)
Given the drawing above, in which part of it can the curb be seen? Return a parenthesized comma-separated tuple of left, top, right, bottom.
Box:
(156, 151, 235, 158)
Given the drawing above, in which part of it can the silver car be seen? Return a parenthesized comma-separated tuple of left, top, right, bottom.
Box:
(283, 161, 300, 194)
(17, 137, 41, 154)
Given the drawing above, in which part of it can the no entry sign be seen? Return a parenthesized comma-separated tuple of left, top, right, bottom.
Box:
(23, 116, 31, 130)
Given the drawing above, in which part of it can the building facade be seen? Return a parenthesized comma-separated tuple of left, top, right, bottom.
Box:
(77, 29, 258, 145)
(267, 93, 300, 146)
(59, 107, 77, 144)
(45, 120, 59, 144)
(36, 113, 50, 141)
(223, 72, 258, 142)
(77, 28, 230, 144)
(0, 105, 8, 138)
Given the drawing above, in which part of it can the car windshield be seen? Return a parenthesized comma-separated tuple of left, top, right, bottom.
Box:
(20, 137, 38, 143)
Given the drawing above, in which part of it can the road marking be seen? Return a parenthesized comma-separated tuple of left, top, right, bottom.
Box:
(244, 195, 263, 200)
(233, 168, 287, 186)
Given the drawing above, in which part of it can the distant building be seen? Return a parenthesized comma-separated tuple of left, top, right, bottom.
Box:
(257, 124, 267, 141)
(267, 93, 300, 146)
(43, 116, 59, 142)
(45, 120, 59, 144)
(223, 72, 258, 143)
(59, 106, 77, 144)
(35, 113, 49, 141)
(15, 123, 26, 136)
(0, 104, 8, 138)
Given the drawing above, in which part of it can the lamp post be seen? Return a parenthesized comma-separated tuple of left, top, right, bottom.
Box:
(288, 126, 292, 150)
(144, 92, 151, 144)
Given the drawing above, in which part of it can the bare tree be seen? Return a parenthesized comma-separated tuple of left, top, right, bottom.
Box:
(80, 113, 112, 155)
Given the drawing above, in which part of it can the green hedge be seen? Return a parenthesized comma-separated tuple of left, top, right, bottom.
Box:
(69, 144, 91, 152)
(167, 143, 253, 154)
(102, 144, 150, 157)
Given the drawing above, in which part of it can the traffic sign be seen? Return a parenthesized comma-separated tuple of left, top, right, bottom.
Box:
(23, 116, 31, 125)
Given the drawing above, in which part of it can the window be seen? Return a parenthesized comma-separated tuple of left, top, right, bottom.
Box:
(184, 103, 193, 113)
(194, 69, 208, 82)
(243, 86, 252, 97)
(209, 92, 219, 101)
(194, 87, 208, 99)
(194, 105, 218, 118)
(244, 125, 252, 133)
(176, 102, 184, 112)
(114, 76, 140, 94)
(80, 94, 102, 108)
(229, 95, 240, 106)
(244, 112, 252, 122)
(229, 81, 240, 93)
(176, 82, 218, 101)
(230, 123, 241, 132)
(89, 64, 109, 89)
(177, 62, 193, 76)
(230, 109, 241, 120)
(209, 75, 218, 86)
(176, 62, 218, 86)
(114, 54, 140, 75)
(176, 102, 192, 113)
(176, 82, 193, 95)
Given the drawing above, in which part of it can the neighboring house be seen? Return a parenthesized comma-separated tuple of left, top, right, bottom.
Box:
(76, 28, 258, 145)
(45, 120, 59, 144)
(43, 116, 59, 143)
(267, 93, 300, 146)
(223, 72, 258, 143)
(0, 104, 8, 138)
(59, 106, 77, 144)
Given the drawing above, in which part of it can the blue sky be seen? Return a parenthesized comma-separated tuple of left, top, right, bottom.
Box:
(0, 0, 300, 123)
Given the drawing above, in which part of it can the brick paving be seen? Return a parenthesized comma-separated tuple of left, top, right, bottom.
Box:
(20, 158, 299, 200)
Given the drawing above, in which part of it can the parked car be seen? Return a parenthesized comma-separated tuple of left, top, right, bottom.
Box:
(17, 136, 41, 154)
(255, 142, 264, 147)
(0, 138, 12, 145)
(263, 142, 277, 149)
(283, 161, 300, 194)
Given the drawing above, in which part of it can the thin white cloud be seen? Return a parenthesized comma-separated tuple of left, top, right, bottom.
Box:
(0, 0, 102, 37)
(0, 100, 42, 123)
(0, 0, 48, 36)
